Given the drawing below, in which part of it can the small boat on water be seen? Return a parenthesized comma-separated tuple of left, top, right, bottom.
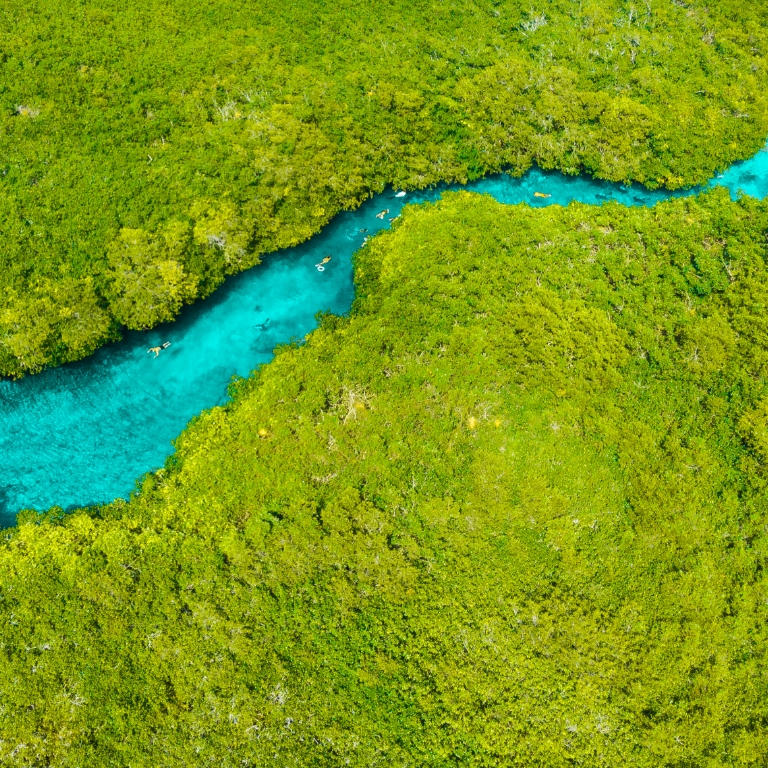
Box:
(376, 209, 390, 219)
(395, 190, 406, 198)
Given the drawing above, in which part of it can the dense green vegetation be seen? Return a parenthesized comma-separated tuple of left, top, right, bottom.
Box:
(3, 189, 768, 765)
(3, 0, 768, 376)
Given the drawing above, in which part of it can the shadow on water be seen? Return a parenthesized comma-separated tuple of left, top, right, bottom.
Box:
(0, 485, 16, 526)
(2, 146, 768, 527)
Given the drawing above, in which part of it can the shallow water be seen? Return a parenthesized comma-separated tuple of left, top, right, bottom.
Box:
(2, 148, 768, 526)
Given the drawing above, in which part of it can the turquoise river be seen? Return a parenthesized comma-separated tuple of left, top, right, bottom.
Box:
(2, 151, 768, 526)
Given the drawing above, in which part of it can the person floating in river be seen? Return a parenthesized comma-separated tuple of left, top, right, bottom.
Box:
(315, 255, 332, 272)
(376, 209, 390, 219)
(148, 342, 171, 357)
(533, 192, 551, 198)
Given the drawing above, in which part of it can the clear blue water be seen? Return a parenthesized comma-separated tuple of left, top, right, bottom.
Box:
(2, 148, 768, 526)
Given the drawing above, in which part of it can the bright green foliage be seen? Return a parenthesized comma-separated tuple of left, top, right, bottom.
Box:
(105, 226, 198, 329)
(2, 190, 767, 765)
(2, 0, 768, 375)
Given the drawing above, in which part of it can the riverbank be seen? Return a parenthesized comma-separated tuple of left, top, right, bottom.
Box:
(3, 146, 768, 525)
(3, 0, 768, 378)
(2, 188, 767, 765)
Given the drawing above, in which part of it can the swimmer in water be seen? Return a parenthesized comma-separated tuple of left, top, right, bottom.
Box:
(376, 209, 390, 219)
(315, 255, 332, 271)
(148, 342, 170, 357)
(359, 228, 368, 233)
(533, 192, 551, 199)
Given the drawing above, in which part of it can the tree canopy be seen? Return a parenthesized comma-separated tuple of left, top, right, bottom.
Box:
(2, 0, 768, 376)
(2, 189, 767, 765)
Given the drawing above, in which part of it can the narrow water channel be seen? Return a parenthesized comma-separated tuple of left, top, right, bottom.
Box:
(2, 150, 767, 526)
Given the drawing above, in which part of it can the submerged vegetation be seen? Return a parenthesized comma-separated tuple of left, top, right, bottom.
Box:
(2, 190, 768, 764)
(2, 0, 768, 376)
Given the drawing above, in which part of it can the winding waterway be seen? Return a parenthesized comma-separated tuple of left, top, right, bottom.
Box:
(2, 150, 768, 526)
